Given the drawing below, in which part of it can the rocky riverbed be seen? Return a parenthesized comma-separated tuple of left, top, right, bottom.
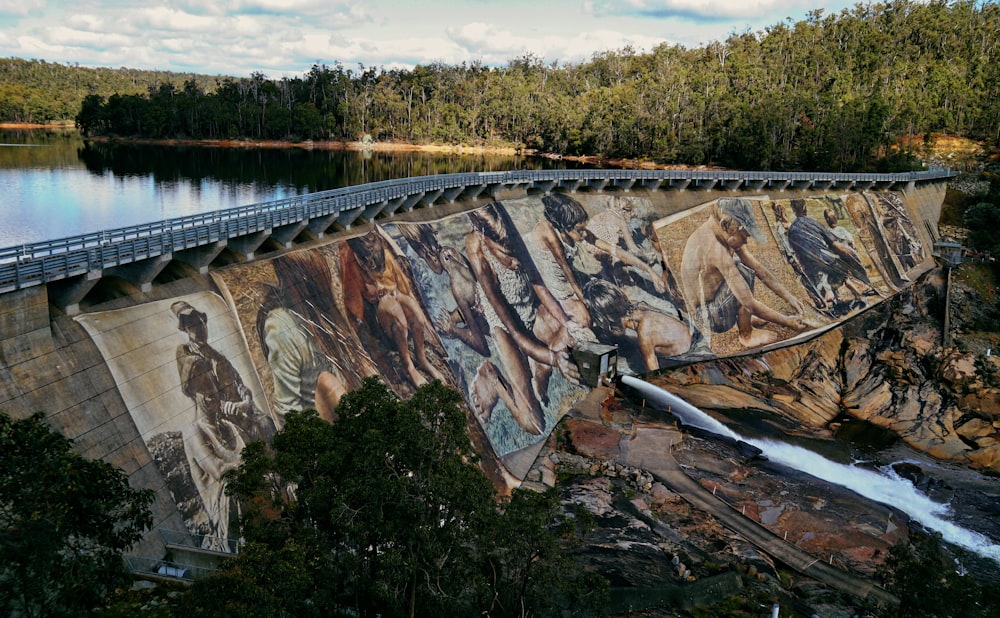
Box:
(524, 266, 1000, 616)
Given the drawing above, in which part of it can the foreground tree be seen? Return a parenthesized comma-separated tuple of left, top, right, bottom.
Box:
(0, 412, 154, 617)
(180, 378, 607, 617)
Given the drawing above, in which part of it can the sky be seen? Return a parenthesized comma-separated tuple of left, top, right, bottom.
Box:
(0, 1, 860, 78)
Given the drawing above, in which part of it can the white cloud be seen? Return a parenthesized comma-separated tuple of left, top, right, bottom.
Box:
(0, 0, 44, 16)
(40, 26, 132, 49)
(590, 0, 817, 20)
(446, 22, 666, 65)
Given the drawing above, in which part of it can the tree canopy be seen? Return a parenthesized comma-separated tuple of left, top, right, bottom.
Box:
(0, 412, 154, 617)
(178, 377, 607, 617)
(55, 0, 1000, 171)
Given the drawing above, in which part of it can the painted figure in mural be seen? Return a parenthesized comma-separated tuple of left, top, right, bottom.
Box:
(437, 245, 492, 357)
(680, 198, 809, 349)
(465, 201, 579, 434)
(824, 208, 856, 248)
(787, 199, 873, 314)
(340, 229, 449, 391)
(537, 193, 670, 300)
(587, 198, 661, 268)
(584, 278, 693, 372)
(396, 221, 492, 358)
(529, 193, 681, 343)
(172, 300, 275, 550)
(256, 251, 373, 424)
(875, 194, 924, 271)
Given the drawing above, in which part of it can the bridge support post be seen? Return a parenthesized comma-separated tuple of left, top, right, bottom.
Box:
(559, 179, 584, 193)
(363, 200, 388, 222)
(306, 214, 338, 238)
(669, 179, 690, 191)
(585, 179, 609, 192)
(337, 207, 365, 229)
(270, 222, 308, 249)
(612, 179, 635, 192)
(443, 186, 464, 202)
(175, 242, 226, 274)
(641, 178, 663, 191)
(227, 231, 270, 260)
(488, 184, 528, 200)
(531, 180, 557, 194)
(419, 189, 444, 207)
(47, 270, 102, 316)
(105, 254, 172, 293)
(462, 184, 488, 200)
(403, 192, 425, 211)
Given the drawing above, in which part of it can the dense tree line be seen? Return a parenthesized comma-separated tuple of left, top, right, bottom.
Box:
(0, 57, 220, 125)
(66, 0, 1000, 171)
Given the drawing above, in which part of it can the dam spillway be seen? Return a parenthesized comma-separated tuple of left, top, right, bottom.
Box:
(0, 167, 954, 569)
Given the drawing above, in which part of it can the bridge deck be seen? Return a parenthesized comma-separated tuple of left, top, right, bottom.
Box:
(0, 168, 956, 312)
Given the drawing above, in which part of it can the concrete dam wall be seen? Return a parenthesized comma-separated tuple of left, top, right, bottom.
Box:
(0, 180, 947, 564)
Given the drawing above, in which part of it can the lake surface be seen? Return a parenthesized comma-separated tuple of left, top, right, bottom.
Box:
(0, 128, 579, 249)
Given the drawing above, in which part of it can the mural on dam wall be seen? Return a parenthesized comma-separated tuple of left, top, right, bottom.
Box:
(76, 291, 278, 552)
(73, 189, 931, 540)
(656, 191, 924, 356)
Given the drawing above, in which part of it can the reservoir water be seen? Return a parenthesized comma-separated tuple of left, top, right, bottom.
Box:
(0, 127, 579, 249)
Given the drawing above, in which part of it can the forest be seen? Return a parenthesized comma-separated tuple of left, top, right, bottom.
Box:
(6, 0, 1000, 172)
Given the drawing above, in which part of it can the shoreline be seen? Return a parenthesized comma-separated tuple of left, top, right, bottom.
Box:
(82, 135, 705, 171)
(0, 121, 714, 171)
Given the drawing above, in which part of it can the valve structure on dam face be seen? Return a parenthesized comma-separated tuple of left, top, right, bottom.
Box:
(0, 166, 955, 573)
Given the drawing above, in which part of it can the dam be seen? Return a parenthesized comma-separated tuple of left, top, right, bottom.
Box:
(0, 167, 955, 573)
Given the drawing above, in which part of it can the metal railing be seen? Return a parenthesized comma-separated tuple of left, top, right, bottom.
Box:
(124, 554, 217, 581)
(158, 527, 241, 555)
(0, 167, 957, 293)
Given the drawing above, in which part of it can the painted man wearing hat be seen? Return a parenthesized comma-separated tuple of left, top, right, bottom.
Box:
(171, 299, 275, 550)
(680, 197, 810, 350)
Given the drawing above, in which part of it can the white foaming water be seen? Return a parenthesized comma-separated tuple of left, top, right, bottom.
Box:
(621, 375, 1000, 563)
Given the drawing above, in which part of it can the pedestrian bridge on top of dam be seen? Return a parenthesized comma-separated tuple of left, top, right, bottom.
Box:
(0, 167, 955, 315)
